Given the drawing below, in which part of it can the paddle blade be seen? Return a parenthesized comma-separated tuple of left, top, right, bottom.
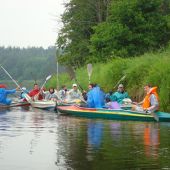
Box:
(150, 112, 159, 122)
(87, 64, 93, 77)
(46, 75, 52, 81)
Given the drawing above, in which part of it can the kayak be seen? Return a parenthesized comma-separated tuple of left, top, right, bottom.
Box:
(57, 105, 170, 122)
(0, 101, 30, 109)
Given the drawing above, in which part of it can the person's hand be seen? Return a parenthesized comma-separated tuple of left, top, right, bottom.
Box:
(16, 86, 20, 91)
(132, 102, 138, 105)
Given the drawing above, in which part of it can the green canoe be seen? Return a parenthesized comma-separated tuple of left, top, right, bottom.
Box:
(57, 105, 170, 122)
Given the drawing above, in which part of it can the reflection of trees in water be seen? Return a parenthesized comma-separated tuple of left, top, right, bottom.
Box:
(55, 118, 163, 169)
(55, 117, 92, 169)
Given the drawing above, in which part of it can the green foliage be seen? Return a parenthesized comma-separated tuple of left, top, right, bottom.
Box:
(90, 0, 170, 60)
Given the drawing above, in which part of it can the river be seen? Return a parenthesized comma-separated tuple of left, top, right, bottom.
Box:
(0, 106, 170, 170)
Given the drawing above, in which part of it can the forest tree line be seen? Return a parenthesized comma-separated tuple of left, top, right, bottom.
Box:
(57, 0, 170, 68)
(0, 46, 63, 81)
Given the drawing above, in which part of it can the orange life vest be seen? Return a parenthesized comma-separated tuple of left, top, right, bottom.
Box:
(142, 87, 159, 109)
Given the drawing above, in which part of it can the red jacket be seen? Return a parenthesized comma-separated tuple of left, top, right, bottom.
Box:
(29, 89, 43, 100)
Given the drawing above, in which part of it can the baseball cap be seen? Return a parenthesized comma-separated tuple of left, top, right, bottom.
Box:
(72, 83, 77, 87)
(118, 84, 124, 88)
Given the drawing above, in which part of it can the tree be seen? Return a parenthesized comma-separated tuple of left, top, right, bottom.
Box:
(90, 0, 170, 60)
(56, 0, 111, 68)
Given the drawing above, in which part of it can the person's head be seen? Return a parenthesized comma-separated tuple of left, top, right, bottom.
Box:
(62, 85, 67, 90)
(72, 83, 78, 90)
(144, 84, 152, 93)
(88, 83, 96, 90)
(34, 83, 39, 90)
(22, 87, 27, 92)
(117, 84, 124, 92)
(49, 87, 55, 94)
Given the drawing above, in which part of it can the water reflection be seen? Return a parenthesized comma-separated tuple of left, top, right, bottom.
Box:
(0, 107, 170, 170)
(143, 124, 160, 159)
(56, 118, 165, 169)
(87, 122, 103, 149)
(110, 122, 122, 142)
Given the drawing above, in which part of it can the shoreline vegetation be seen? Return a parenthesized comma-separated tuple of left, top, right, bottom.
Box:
(52, 0, 170, 112)
(48, 45, 170, 112)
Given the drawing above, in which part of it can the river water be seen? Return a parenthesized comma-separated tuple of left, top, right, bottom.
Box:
(0, 107, 170, 170)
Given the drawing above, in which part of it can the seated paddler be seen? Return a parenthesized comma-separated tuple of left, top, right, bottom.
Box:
(28, 83, 43, 101)
(132, 84, 159, 113)
(110, 84, 130, 104)
(66, 84, 84, 103)
(87, 83, 105, 108)
(0, 84, 19, 105)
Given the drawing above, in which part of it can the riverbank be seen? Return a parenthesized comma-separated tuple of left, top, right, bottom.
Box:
(48, 45, 170, 112)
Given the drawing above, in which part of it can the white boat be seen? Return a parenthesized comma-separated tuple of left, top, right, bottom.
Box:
(30, 100, 56, 110)
(23, 93, 56, 110)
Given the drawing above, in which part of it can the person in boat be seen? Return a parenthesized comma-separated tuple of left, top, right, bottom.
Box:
(58, 85, 68, 101)
(43, 87, 58, 101)
(28, 83, 43, 101)
(132, 84, 159, 113)
(87, 83, 105, 108)
(20, 87, 29, 101)
(0, 84, 19, 105)
(66, 83, 84, 103)
(110, 84, 130, 104)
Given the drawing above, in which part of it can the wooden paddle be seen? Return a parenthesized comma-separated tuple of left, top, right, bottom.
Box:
(87, 63, 93, 84)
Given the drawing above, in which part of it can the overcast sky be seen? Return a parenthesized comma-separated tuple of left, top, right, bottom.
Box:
(0, 0, 65, 48)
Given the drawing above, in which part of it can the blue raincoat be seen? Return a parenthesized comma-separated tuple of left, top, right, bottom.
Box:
(0, 88, 16, 105)
(87, 86, 105, 108)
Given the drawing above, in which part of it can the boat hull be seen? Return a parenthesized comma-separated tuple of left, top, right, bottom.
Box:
(57, 105, 170, 122)
(0, 102, 30, 109)
(30, 100, 56, 111)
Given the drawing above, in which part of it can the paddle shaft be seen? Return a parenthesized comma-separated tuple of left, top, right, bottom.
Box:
(0, 65, 33, 103)
(34, 75, 52, 100)
(113, 75, 126, 89)
(87, 64, 92, 84)
(1, 65, 21, 89)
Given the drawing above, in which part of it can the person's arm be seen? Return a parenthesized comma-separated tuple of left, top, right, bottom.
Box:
(6, 89, 16, 94)
(42, 90, 48, 94)
(110, 93, 117, 102)
(125, 92, 130, 99)
(138, 100, 144, 105)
